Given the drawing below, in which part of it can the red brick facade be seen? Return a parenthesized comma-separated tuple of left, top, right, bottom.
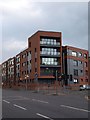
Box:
(1, 31, 89, 86)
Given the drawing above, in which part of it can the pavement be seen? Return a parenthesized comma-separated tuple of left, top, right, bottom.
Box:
(2, 88, 90, 119)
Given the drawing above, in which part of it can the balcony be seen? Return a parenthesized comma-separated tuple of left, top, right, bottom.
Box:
(40, 63, 61, 68)
(40, 51, 60, 57)
(40, 41, 60, 47)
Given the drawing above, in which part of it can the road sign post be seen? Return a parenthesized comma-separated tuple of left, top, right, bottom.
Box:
(35, 72, 39, 92)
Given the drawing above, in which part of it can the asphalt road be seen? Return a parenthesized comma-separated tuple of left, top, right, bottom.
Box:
(2, 88, 89, 119)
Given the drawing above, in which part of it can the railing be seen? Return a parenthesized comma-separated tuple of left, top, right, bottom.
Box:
(40, 64, 61, 67)
(40, 41, 60, 46)
(40, 51, 60, 56)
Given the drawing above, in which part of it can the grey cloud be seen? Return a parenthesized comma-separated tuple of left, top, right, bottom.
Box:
(2, 2, 88, 63)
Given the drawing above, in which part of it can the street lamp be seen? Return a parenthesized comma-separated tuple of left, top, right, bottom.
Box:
(25, 74, 29, 90)
(68, 48, 70, 87)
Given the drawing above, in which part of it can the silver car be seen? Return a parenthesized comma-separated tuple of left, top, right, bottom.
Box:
(79, 85, 90, 91)
(79, 85, 86, 91)
(86, 85, 90, 90)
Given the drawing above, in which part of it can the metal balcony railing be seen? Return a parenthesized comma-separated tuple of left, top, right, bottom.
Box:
(40, 64, 61, 67)
(40, 51, 60, 56)
(40, 41, 60, 46)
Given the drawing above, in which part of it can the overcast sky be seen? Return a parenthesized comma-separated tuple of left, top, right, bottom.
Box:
(0, 0, 89, 63)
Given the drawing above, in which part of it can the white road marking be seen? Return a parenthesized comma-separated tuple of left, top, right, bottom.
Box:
(5, 98, 30, 101)
(32, 99, 49, 104)
(60, 105, 90, 113)
(36, 113, 53, 120)
(3, 100, 10, 104)
(14, 104, 27, 110)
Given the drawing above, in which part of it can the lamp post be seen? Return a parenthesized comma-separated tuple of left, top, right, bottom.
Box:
(25, 74, 29, 90)
(68, 48, 70, 87)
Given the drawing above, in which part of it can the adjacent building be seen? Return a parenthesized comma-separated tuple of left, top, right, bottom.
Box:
(0, 64, 2, 86)
(2, 61, 8, 85)
(62, 46, 88, 86)
(16, 53, 21, 83)
(88, 57, 90, 85)
(7, 57, 16, 86)
(1, 30, 89, 87)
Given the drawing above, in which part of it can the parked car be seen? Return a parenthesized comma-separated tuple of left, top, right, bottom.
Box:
(86, 85, 90, 90)
(79, 85, 90, 91)
(79, 85, 86, 91)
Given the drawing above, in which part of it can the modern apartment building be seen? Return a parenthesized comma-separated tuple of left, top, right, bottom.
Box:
(1, 30, 89, 87)
(62, 46, 88, 86)
(27, 31, 62, 83)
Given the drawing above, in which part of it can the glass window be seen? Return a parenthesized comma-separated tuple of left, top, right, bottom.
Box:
(42, 38, 44, 41)
(51, 39, 53, 45)
(78, 52, 82, 57)
(42, 40, 44, 44)
(48, 61, 50, 65)
(45, 58, 47, 62)
(54, 39, 56, 45)
(48, 48, 50, 52)
(79, 61, 82, 64)
(57, 42, 60, 45)
(72, 51, 77, 56)
(80, 70, 83, 73)
(48, 58, 50, 61)
(44, 39, 46, 44)
(45, 48, 47, 51)
(74, 69, 78, 76)
(54, 49, 56, 52)
(73, 79, 78, 83)
(45, 39, 48, 43)
(84, 54, 87, 59)
(73, 60, 78, 66)
(54, 52, 57, 55)
(51, 48, 53, 52)
(18, 57, 20, 62)
(85, 79, 88, 82)
(85, 70, 88, 75)
(81, 79, 83, 82)
(54, 62, 57, 65)
(43, 40, 46, 44)
(84, 62, 87, 67)
(41, 58, 58, 65)
(47, 39, 50, 44)
(51, 51, 53, 55)
(54, 58, 56, 62)
(51, 61, 53, 65)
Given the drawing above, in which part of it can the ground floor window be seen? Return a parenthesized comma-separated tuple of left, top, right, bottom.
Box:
(73, 78, 78, 83)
